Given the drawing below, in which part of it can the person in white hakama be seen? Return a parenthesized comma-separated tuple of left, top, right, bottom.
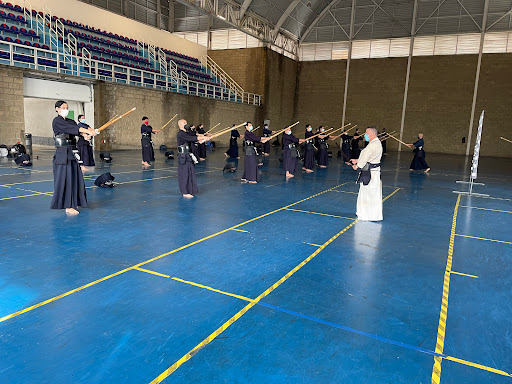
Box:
(351, 127, 383, 221)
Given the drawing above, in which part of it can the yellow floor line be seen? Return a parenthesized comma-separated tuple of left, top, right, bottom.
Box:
(0, 192, 47, 201)
(455, 234, 512, 245)
(231, 228, 250, 233)
(305, 242, 321, 247)
(382, 187, 401, 202)
(149, 187, 400, 383)
(15, 187, 53, 196)
(0, 183, 345, 324)
(171, 277, 254, 302)
(460, 205, 512, 214)
(450, 271, 478, 279)
(134, 267, 170, 278)
(464, 195, 512, 202)
(285, 207, 356, 220)
(431, 194, 461, 384)
(444, 355, 512, 378)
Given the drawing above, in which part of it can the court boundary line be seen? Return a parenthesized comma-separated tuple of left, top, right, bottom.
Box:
(431, 194, 461, 384)
(0, 183, 347, 324)
(284, 207, 355, 220)
(149, 187, 401, 383)
(459, 205, 512, 214)
(455, 234, 512, 245)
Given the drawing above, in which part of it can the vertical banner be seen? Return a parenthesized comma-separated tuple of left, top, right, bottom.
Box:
(471, 110, 484, 179)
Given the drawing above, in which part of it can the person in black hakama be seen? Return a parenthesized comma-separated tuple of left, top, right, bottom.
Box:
(196, 124, 208, 161)
(316, 127, 330, 168)
(407, 133, 430, 173)
(51, 100, 97, 215)
(340, 129, 353, 165)
(177, 119, 208, 198)
(187, 124, 201, 162)
(225, 125, 243, 159)
(302, 124, 315, 173)
(141, 116, 160, 167)
(351, 128, 362, 159)
(283, 127, 305, 178)
(262, 123, 274, 156)
(77, 114, 95, 172)
(241, 122, 270, 184)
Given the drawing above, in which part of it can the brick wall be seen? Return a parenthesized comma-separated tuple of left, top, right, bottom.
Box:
(93, 81, 261, 151)
(0, 65, 25, 145)
(207, 48, 266, 96)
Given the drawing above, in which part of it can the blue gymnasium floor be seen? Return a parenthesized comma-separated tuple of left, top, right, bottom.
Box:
(0, 146, 511, 384)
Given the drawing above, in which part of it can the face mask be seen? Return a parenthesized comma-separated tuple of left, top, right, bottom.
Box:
(364, 133, 370, 142)
(80, 119, 86, 124)
(286, 131, 291, 135)
(60, 109, 69, 118)
(307, 127, 312, 132)
(320, 129, 324, 133)
(144, 121, 149, 125)
(247, 126, 253, 131)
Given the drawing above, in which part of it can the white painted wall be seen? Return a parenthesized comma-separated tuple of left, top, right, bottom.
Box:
(24, 98, 83, 138)
(11, 0, 207, 59)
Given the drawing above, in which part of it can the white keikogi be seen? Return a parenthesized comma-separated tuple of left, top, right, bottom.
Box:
(356, 137, 383, 221)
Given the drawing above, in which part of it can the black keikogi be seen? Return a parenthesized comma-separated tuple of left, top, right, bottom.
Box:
(196, 125, 207, 160)
(141, 118, 155, 163)
(77, 121, 95, 166)
(303, 129, 315, 171)
(242, 129, 262, 182)
(283, 132, 300, 174)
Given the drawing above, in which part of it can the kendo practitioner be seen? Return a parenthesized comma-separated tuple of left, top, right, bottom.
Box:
(77, 114, 95, 172)
(241, 122, 269, 184)
(407, 133, 430, 173)
(351, 127, 383, 221)
(141, 116, 160, 167)
(340, 129, 353, 165)
(302, 124, 315, 173)
(196, 123, 208, 161)
(224, 124, 243, 159)
(51, 100, 97, 215)
(283, 126, 305, 178)
(262, 123, 273, 156)
(351, 128, 362, 159)
(381, 128, 387, 155)
(177, 119, 208, 198)
(316, 127, 331, 168)
(187, 124, 201, 161)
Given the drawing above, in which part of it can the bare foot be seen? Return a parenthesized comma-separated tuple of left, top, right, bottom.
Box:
(319, 165, 326, 168)
(183, 194, 194, 198)
(65, 208, 79, 215)
(224, 153, 229, 158)
(302, 167, 307, 171)
(425, 168, 430, 173)
(264, 153, 269, 156)
(236, 157, 240, 159)
(305, 169, 314, 173)
(409, 169, 414, 171)
(200, 158, 206, 161)
(286, 172, 294, 178)
(241, 178, 248, 183)
(81, 166, 89, 172)
(142, 161, 151, 167)
(248, 181, 257, 184)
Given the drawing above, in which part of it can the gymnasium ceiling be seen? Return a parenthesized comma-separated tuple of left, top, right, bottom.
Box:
(83, 0, 512, 50)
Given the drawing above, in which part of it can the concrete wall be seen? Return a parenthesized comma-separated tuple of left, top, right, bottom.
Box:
(9, 0, 206, 59)
(0, 66, 24, 145)
(93, 82, 261, 151)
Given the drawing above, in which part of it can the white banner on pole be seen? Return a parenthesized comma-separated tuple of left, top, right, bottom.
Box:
(471, 110, 484, 179)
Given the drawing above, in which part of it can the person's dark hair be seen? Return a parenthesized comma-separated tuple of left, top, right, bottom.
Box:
(142, 116, 148, 121)
(55, 100, 67, 109)
(78, 114, 85, 120)
(246, 121, 252, 125)
(306, 124, 311, 128)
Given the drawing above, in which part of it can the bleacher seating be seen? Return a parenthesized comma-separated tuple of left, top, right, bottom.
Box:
(0, 1, 245, 102)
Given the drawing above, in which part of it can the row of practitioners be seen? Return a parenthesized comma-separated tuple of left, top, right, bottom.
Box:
(50, 101, 427, 216)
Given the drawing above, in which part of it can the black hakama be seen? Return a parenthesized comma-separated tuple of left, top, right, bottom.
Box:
(225, 129, 240, 158)
(317, 137, 329, 167)
(141, 124, 155, 163)
(351, 135, 361, 159)
(50, 116, 88, 210)
(77, 137, 95, 166)
(283, 133, 300, 174)
(303, 131, 315, 170)
(341, 134, 352, 163)
(177, 130, 199, 195)
(262, 126, 272, 154)
(242, 130, 262, 182)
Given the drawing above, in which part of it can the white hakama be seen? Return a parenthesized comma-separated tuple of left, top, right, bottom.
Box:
(356, 168, 383, 221)
(355, 137, 383, 221)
